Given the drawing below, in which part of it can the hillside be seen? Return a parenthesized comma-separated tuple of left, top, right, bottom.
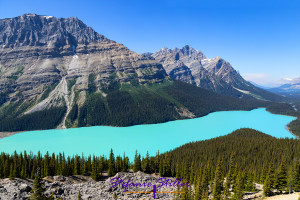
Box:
(0, 14, 274, 132)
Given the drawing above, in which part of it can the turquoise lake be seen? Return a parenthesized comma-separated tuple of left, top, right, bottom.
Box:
(0, 108, 296, 160)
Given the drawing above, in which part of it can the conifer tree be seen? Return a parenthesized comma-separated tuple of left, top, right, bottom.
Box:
(245, 172, 255, 192)
(201, 163, 210, 200)
(162, 153, 172, 177)
(277, 157, 288, 193)
(74, 156, 81, 175)
(194, 165, 203, 200)
(143, 151, 151, 173)
(212, 157, 223, 200)
(108, 149, 116, 177)
(9, 164, 14, 180)
(180, 185, 191, 200)
(154, 151, 160, 174)
(224, 177, 231, 200)
(3, 160, 10, 178)
(122, 154, 129, 172)
(182, 160, 190, 182)
(224, 153, 235, 199)
(227, 152, 236, 181)
(133, 150, 142, 172)
(91, 156, 99, 181)
(30, 168, 46, 200)
(268, 162, 276, 188)
(260, 164, 268, 184)
(232, 170, 243, 200)
(293, 160, 300, 191)
(263, 173, 273, 197)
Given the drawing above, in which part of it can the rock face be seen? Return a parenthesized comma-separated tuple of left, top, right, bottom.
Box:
(0, 13, 167, 104)
(152, 45, 284, 101)
(0, 172, 180, 200)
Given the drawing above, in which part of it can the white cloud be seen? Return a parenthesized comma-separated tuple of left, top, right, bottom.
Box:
(242, 73, 292, 87)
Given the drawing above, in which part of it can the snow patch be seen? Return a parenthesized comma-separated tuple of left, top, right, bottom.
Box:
(44, 16, 54, 19)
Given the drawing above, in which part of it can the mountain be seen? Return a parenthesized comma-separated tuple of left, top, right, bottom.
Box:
(0, 14, 272, 132)
(151, 46, 285, 102)
(268, 78, 300, 99)
(248, 81, 271, 90)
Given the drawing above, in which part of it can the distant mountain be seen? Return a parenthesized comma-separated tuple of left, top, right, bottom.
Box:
(248, 81, 271, 90)
(151, 45, 285, 102)
(268, 78, 300, 99)
(0, 14, 269, 132)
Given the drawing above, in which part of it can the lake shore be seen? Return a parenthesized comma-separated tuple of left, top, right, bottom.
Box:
(0, 108, 297, 141)
(0, 132, 21, 139)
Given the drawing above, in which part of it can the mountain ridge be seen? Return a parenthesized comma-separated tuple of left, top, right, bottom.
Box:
(268, 77, 300, 99)
(151, 45, 286, 102)
(0, 14, 282, 132)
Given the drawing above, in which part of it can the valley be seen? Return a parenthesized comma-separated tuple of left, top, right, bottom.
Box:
(0, 12, 299, 200)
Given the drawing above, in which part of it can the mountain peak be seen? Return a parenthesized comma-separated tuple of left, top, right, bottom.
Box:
(153, 45, 206, 60)
(0, 14, 110, 48)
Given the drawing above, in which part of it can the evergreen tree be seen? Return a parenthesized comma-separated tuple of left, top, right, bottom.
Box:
(162, 153, 172, 177)
(74, 156, 81, 175)
(232, 170, 243, 200)
(30, 168, 46, 200)
(268, 162, 276, 188)
(277, 157, 288, 193)
(245, 172, 255, 192)
(194, 165, 203, 200)
(108, 149, 116, 177)
(212, 158, 223, 200)
(263, 173, 273, 197)
(154, 151, 160, 174)
(143, 151, 151, 173)
(293, 160, 300, 191)
(91, 156, 99, 181)
(224, 177, 231, 200)
(122, 153, 129, 172)
(180, 185, 191, 200)
(9, 164, 14, 180)
(201, 163, 210, 200)
(133, 150, 142, 172)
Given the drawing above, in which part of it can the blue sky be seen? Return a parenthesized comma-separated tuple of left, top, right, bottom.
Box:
(0, 0, 299, 86)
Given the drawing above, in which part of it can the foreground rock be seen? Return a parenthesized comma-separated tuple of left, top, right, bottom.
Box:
(0, 172, 179, 200)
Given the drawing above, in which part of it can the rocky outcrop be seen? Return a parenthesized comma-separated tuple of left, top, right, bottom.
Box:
(0, 172, 179, 200)
(152, 45, 285, 101)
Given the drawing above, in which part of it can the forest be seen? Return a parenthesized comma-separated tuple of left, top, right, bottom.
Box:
(1, 128, 300, 199)
(1, 79, 299, 132)
(74, 80, 271, 127)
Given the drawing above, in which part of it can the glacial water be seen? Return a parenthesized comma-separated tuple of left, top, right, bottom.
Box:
(0, 108, 296, 160)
